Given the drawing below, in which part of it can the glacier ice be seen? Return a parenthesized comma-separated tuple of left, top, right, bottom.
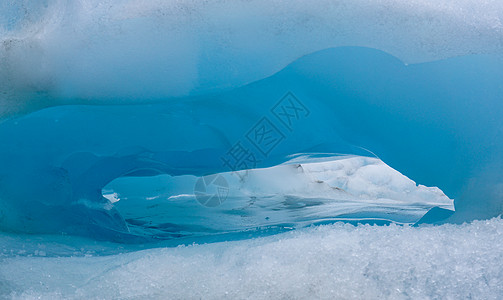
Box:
(0, 1, 503, 242)
(1, 1, 503, 298)
(102, 156, 453, 240)
(1, 0, 503, 118)
(0, 46, 502, 242)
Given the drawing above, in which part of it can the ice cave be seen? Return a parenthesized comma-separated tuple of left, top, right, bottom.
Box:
(1, 1, 503, 298)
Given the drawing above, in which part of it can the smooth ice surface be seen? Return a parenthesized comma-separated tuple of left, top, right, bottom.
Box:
(1, 217, 503, 299)
(1, 0, 503, 118)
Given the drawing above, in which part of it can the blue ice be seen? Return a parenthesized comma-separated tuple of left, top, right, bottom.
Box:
(0, 46, 502, 242)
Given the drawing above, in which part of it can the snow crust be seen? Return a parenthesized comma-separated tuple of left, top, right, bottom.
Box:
(1, 217, 502, 299)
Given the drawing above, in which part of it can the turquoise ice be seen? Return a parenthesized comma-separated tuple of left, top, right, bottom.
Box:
(0, 46, 502, 241)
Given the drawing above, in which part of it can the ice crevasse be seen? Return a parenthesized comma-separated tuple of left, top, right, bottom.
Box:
(0, 0, 503, 242)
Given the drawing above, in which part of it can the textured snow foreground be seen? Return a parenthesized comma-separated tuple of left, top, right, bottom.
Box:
(1, 218, 503, 299)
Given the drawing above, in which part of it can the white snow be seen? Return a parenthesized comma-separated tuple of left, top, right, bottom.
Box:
(1, 217, 503, 299)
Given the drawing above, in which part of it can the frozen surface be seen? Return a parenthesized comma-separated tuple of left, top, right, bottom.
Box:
(1, 0, 503, 118)
(1, 217, 503, 299)
(102, 156, 452, 241)
(1, 1, 503, 297)
(1, 46, 501, 241)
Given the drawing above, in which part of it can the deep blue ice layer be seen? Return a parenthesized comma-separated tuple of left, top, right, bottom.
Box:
(1, 0, 503, 246)
(0, 46, 502, 243)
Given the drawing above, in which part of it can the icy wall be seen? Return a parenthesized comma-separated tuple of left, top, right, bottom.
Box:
(0, 46, 502, 241)
(1, 0, 503, 117)
(0, 1, 502, 242)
